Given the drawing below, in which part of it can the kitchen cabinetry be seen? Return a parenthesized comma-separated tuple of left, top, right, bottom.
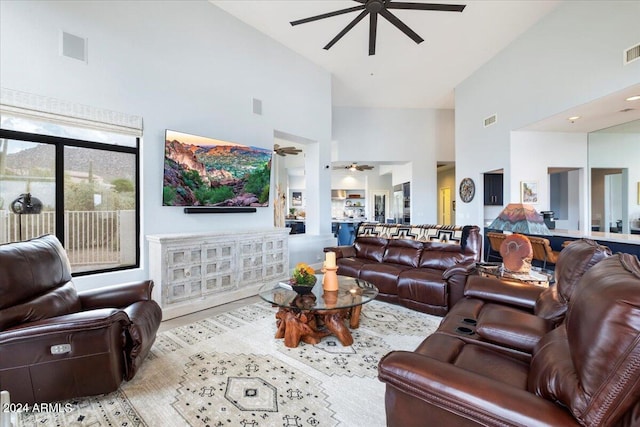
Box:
(341, 190, 366, 219)
(147, 228, 289, 319)
(484, 173, 503, 206)
(344, 197, 365, 218)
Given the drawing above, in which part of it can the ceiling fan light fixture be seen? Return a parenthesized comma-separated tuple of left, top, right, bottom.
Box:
(273, 144, 302, 156)
(290, 0, 466, 55)
(567, 116, 581, 122)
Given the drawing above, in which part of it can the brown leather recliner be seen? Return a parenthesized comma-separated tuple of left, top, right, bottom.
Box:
(378, 253, 640, 426)
(0, 235, 162, 404)
(438, 238, 611, 359)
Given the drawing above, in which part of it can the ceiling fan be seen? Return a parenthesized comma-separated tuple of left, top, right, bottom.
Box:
(290, 0, 466, 55)
(334, 163, 375, 171)
(274, 144, 302, 156)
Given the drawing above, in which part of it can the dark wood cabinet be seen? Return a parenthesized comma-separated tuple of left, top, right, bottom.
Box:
(484, 174, 503, 205)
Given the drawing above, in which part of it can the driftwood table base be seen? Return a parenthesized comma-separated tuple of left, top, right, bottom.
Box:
(274, 307, 361, 348)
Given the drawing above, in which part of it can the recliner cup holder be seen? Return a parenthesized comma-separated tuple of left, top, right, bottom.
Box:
(462, 318, 477, 325)
(455, 326, 474, 335)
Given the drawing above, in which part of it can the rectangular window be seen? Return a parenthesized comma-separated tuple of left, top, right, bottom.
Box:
(0, 118, 139, 275)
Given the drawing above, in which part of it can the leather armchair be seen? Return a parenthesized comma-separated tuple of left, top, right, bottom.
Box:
(0, 235, 162, 404)
(438, 238, 610, 357)
(378, 253, 640, 426)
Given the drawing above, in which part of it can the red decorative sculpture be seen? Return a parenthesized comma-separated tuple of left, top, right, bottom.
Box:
(500, 233, 533, 273)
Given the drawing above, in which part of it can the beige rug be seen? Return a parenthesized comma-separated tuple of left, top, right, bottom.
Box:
(16, 300, 440, 426)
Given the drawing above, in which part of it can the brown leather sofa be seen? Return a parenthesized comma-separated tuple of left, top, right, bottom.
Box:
(0, 235, 162, 404)
(324, 223, 481, 315)
(378, 252, 640, 426)
(437, 238, 611, 359)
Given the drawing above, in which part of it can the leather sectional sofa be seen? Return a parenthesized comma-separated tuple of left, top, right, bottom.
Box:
(0, 235, 162, 404)
(378, 240, 640, 426)
(324, 223, 481, 315)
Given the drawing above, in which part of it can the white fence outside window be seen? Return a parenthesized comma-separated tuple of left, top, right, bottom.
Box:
(0, 210, 135, 272)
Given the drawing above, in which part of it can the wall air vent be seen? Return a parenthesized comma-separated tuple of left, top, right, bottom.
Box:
(60, 31, 87, 63)
(624, 43, 640, 65)
(484, 114, 497, 128)
(252, 98, 263, 115)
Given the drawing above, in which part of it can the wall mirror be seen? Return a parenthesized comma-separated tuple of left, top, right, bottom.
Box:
(588, 119, 640, 234)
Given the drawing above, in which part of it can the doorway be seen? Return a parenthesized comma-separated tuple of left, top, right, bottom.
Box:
(591, 168, 628, 233)
(548, 168, 581, 231)
(371, 190, 389, 223)
(439, 187, 452, 225)
(591, 168, 627, 233)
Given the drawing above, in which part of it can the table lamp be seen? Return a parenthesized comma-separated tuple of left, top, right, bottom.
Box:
(487, 203, 551, 235)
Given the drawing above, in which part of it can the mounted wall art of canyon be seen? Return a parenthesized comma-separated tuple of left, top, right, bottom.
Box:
(163, 130, 272, 207)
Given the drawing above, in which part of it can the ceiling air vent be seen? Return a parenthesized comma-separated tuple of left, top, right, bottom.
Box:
(484, 114, 497, 128)
(624, 43, 640, 65)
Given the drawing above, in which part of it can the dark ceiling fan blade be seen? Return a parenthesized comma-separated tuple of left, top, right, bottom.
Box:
(273, 144, 302, 156)
(290, 5, 365, 26)
(380, 9, 424, 44)
(369, 12, 378, 56)
(324, 9, 369, 50)
(387, 2, 466, 12)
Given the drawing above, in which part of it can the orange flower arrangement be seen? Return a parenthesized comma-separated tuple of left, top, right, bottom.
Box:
(290, 262, 317, 286)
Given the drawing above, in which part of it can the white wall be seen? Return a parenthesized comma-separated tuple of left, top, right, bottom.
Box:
(0, 0, 333, 289)
(455, 1, 640, 229)
(391, 164, 413, 187)
(508, 131, 588, 230)
(331, 171, 367, 190)
(332, 107, 455, 224)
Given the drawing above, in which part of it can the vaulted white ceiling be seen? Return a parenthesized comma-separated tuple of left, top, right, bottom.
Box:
(211, 0, 560, 110)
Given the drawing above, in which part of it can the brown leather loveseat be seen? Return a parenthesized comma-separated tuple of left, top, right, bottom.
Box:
(0, 235, 162, 404)
(324, 223, 481, 315)
(378, 252, 640, 426)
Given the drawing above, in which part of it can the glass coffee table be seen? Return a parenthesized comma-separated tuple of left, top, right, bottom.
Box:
(258, 275, 378, 348)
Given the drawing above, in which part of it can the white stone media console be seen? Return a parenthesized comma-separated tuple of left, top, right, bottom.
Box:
(147, 228, 289, 319)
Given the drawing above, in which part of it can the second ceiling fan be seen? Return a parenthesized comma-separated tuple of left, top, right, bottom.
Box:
(291, 0, 466, 56)
(334, 163, 375, 171)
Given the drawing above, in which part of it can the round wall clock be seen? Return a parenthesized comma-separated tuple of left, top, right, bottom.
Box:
(459, 178, 475, 203)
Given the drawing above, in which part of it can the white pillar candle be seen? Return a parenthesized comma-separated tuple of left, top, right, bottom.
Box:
(325, 251, 336, 268)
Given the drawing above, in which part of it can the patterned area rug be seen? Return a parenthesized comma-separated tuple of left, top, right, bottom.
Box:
(15, 300, 440, 427)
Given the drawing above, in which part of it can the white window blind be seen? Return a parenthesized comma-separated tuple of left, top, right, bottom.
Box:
(0, 87, 143, 137)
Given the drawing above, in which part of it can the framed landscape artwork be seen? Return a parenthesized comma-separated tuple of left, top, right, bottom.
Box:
(521, 181, 538, 204)
(291, 191, 303, 207)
